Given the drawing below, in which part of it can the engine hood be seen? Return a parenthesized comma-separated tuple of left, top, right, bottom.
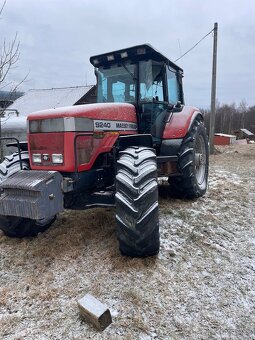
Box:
(27, 102, 137, 123)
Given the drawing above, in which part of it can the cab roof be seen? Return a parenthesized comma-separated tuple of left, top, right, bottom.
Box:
(90, 43, 183, 73)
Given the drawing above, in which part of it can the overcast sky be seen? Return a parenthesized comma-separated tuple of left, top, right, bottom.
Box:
(1, 0, 255, 108)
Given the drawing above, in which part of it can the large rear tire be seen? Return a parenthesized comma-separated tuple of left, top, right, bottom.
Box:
(169, 119, 209, 198)
(0, 153, 56, 237)
(115, 146, 160, 257)
(0, 152, 30, 182)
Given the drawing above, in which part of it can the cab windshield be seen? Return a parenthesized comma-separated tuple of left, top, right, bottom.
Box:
(96, 60, 167, 104)
(97, 64, 136, 103)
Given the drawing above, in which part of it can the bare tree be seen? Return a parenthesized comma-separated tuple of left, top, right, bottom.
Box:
(0, 0, 27, 96)
(202, 101, 255, 136)
(0, 0, 24, 160)
(238, 99, 248, 129)
(0, 32, 20, 91)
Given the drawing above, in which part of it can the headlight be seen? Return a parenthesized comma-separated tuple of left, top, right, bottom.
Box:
(32, 154, 42, 163)
(52, 154, 63, 164)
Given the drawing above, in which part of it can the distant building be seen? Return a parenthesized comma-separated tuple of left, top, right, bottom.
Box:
(0, 91, 24, 109)
(234, 128, 255, 141)
(5, 85, 96, 117)
(0, 85, 96, 155)
(214, 133, 237, 145)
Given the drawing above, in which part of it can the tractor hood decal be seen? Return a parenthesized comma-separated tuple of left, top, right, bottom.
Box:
(94, 120, 137, 131)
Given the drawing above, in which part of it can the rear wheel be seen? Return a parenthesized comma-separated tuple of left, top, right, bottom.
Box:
(169, 119, 209, 198)
(0, 153, 56, 237)
(115, 146, 160, 257)
(0, 152, 30, 182)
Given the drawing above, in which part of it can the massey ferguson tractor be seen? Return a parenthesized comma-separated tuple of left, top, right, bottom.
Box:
(0, 44, 209, 257)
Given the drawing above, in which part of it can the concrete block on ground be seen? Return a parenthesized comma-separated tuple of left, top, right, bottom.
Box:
(78, 293, 112, 330)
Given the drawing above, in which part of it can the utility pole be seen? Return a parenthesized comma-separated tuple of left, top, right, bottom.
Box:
(209, 22, 218, 154)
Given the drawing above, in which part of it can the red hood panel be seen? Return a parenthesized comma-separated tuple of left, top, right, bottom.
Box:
(27, 103, 137, 122)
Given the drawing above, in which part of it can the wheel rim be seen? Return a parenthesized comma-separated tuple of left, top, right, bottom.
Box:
(194, 135, 207, 185)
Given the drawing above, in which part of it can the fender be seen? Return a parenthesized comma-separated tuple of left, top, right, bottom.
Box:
(162, 106, 203, 139)
(118, 134, 153, 151)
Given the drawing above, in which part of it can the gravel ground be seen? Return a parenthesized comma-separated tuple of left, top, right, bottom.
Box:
(0, 145, 254, 340)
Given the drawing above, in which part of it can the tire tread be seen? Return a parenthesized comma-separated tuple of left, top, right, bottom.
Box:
(116, 146, 160, 257)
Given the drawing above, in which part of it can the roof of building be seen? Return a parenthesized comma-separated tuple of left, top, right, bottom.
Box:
(0, 91, 24, 101)
(214, 133, 236, 138)
(240, 128, 254, 137)
(4, 85, 95, 117)
(1, 85, 95, 132)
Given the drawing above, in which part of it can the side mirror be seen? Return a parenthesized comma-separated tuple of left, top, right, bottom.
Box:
(175, 101, 182, 109)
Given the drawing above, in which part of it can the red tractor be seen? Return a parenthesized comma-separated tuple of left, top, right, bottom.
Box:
(0, 44, 209, 257)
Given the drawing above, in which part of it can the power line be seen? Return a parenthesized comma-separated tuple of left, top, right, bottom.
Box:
(174, 28, 214, 62)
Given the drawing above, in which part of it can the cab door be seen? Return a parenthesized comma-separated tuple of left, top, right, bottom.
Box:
(138, 60, 169, 149)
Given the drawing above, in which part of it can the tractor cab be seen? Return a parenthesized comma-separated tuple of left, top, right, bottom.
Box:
(90, 44, 184, 146)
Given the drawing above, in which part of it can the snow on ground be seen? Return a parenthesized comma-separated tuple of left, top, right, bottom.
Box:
(0, 145, 254, 339)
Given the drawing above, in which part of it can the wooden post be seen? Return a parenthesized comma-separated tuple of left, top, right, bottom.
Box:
(78, 294, 112, 330)
(209, 23, 218, 154)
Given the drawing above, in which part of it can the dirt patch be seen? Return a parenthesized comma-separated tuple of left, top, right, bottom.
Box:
(0, 145, 254, 339)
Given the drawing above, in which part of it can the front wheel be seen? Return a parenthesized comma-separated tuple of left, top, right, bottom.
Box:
(0, 215, 56, 237)
(115, 146, 160, 257)
(169, 119, 209, 198)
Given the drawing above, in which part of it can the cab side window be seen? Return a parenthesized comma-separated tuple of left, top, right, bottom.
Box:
(140, 61, 164, 102)
(167, 66, 180, 105)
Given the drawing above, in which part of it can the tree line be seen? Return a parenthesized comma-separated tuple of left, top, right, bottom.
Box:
(201, 101, 255, 135)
